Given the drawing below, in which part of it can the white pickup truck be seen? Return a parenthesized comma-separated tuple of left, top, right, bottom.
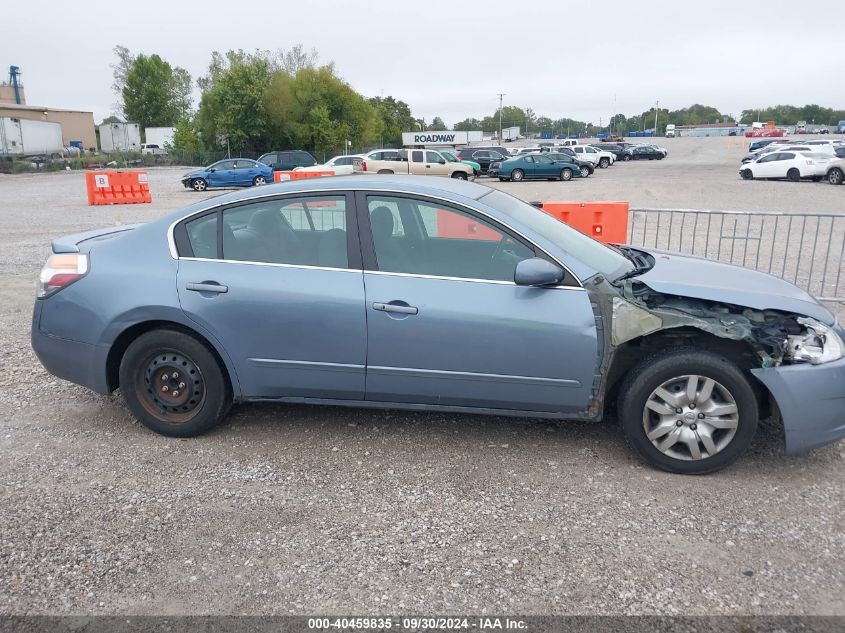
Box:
(294, 154, 364, 176)
(361, 148, 473, 179)
(141, 143, 167, 155)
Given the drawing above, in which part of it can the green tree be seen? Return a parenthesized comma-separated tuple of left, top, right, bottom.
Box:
(370, 96, 416, 144)
(430, 117, 448, 131)
(171, 117, 202, 153)
(119, 52, 193, 131)
(196, 50, 273, 153)
(453, 117, 482, 131)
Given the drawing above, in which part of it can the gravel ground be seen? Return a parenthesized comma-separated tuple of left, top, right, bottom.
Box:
(1, 137, 844, 617)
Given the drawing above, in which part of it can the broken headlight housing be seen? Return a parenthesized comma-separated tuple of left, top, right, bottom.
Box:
(785, 318, 845, 365)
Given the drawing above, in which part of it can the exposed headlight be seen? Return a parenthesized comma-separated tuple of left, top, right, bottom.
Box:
(786, 317, 845, 364)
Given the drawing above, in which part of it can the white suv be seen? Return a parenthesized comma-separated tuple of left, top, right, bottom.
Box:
(573, 145, 615, 168)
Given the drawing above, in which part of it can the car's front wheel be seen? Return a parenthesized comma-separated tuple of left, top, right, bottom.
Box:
(828, 167, 844, 185)
(580, 165, 591, 177)
(740, 169, 753, 180)
(511, 169, 524, 182)
(191, 178, 208, 192)
(617, 350, 758, 474)
(119, 329, 232, 438)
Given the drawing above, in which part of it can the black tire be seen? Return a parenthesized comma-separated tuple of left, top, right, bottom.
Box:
(599, 157, 610, 168)
(580, 166, 591, 178)
(252, 175, 267, 186)
(191, 178, 208, 192)
(617, 350, 758, 475)
(787, 168, 801, 182)
(119, 329, 232, 438)
(740, 169, 753, 180)
(377, 169, 394, 174)
(559, 168, 573, 181)
(828, 167, 844, 185)
(622, 154, 632, 161)
(511, 169, 524, 182)
(451, 171, 468, 180)
(499, 178, 507, 182)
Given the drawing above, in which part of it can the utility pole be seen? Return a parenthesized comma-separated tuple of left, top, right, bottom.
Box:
(654, 99, 660, 135)
(497, 93, 506, 140)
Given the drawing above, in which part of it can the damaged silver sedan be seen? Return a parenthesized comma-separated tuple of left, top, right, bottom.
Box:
(31, 176, 845, 474)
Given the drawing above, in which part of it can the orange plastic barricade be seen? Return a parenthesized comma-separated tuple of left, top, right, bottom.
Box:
(85, 171, 151, 206)
(274, 170, 336, 182)
(541, 201, 629, 244)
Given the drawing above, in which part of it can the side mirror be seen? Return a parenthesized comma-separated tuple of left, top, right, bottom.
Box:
(208, 167, 216, 172)
(438, 159, 446, 164)
(514, 258, 565, 287)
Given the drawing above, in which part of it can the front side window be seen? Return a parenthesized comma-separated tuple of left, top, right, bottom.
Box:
(219, 196, 349, 268)
(214, 160, 236, 170)
(426, 151, 442, 163)
(367, 195, 534, 282)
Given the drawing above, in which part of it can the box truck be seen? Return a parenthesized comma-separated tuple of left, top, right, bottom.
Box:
(144, 126, 176, 150)
(0, 118, 64, 156)
(501, 126, 520, 141)
(99, 122, 141, 152)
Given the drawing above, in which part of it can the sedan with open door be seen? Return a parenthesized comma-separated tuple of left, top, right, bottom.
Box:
(181, 159, 274, 191)
(32, 176, 845, 474)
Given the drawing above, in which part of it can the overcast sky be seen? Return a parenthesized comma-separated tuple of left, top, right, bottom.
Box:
(6, 0, 843, 126)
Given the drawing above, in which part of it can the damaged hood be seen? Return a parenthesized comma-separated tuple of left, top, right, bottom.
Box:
(635, 250, 835, 325)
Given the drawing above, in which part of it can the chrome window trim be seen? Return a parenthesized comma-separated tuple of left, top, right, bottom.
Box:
(167, 186, 584, 287)
(365, 270, 584, 291)
(179, 257, 359, 274)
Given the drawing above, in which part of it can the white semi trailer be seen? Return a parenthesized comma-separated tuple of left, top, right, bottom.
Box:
(0, 117, 64, 156)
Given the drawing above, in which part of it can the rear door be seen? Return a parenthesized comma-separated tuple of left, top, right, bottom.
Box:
(357, 192, 598, 413)
(408, 149, 427, 175)
(175, 192, 367, 399)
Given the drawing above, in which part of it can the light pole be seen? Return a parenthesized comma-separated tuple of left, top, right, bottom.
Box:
(654, 100, 659, 135)
(497, 93, 506, 140)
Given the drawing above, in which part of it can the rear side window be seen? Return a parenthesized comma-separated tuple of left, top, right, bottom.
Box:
(411, 150, 424, 163)
(186, 214, 218, 259)
(200, 195, 351, 268)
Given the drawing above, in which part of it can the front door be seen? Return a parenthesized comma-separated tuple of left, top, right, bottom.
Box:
(425, 151, 450, 176)
(208, 160, 236, 187)
(358, 193, 598, 414)
(176, 192, 367, 399)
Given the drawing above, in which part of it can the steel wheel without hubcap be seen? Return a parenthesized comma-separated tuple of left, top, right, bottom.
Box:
(642, 374, 738, 461)
(135, 350, 206, 424)
(511, 169, 524, 182)
(192, 178, 208, 191)
(253, 175, 267, 186)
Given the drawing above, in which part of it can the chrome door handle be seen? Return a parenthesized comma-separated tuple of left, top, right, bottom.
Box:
(373, 302, 418, 315)
(186, 282, 228, 293)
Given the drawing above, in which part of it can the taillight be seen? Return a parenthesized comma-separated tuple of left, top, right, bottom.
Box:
(37, 253, 89, 298)
(362, 160, 367, 172)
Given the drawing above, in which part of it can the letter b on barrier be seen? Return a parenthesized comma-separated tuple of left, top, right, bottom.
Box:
(86, 171, 152, 205)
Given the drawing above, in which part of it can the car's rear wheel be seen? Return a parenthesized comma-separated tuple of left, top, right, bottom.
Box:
(617, 350, 758, 474)
(828, 167, 844, 185)
(740, 169, 753, 180)
(119, 329, 231, 437)
(377, 170, 394, 174)
(451, 171, 468, 180)
(191, 178, 208, 192)
(559, 168, 573, 181)
(599, 157, 610, 168)
(787, 168, 801, 182)
(252, 175, 267, 186)
(580, 165, 591, 177)
(622, 154, 632, 161)
(511, 169, 524, 182)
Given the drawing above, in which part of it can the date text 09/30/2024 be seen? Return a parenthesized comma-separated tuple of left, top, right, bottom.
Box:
(307, 617, 527, 630)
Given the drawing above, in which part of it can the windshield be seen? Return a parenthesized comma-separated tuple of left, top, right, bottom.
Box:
(441, 151, 460, 162)
(479, 189, 633, 278)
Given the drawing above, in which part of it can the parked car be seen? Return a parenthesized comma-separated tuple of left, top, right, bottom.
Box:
(181, 159, 274, 191)
(359, 148, 473, 179)
(590, 143, 627, 160)
(742, 144, 839, 164)
(571, 145, 614, 168)
(257, 150, 317, 172)
(141, 143, 167, 156)
(622, 146, 665, 161)
(543, 151, 594, 177)
(739, 151, 831, 182)
(496, 153, 582, 182)
(294, 155, 363, 176)
(748, 139, 785, 153)
(31, 175, 845, 475)
(824, 157, 844, 184)
(456, 148, 507, 174)
(440, 149, 481, 175)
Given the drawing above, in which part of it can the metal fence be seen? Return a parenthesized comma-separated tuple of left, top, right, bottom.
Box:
(627, 209, 845, 303)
